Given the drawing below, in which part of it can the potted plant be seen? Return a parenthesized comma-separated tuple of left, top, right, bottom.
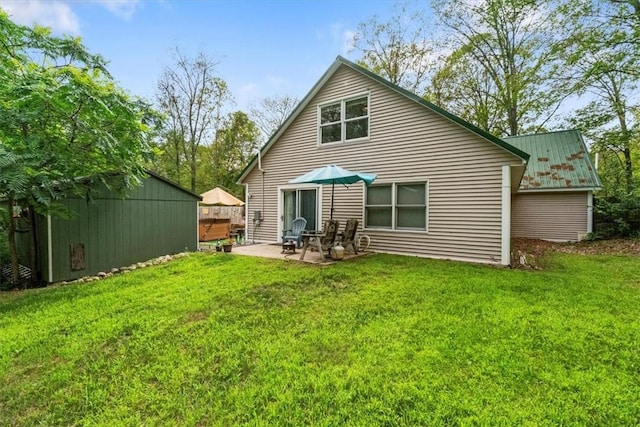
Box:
(220, 239, 233, 253)
(215, 240, 223, 252)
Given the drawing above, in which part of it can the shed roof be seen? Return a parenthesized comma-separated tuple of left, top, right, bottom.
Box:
(145, 170, 202, 200)
(504, 130, 601, 191)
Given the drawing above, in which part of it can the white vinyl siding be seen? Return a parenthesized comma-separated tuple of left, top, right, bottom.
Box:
(512, 192, 589, 242)
(243, 65, 523, 264)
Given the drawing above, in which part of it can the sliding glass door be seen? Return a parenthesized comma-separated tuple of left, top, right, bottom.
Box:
(283, 188, 318, 235)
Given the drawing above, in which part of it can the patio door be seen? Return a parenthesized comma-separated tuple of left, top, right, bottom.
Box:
(283, 188, 318, 235)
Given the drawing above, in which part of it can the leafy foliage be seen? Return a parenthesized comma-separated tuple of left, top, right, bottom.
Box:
(249, 94, 299, 144)
(209, 111, 260, 196)
(564, 0, 639, 196)
(593, 195, 640, 237)
(431, 0, 569, 136)
(350, 2, 435, 94)
(154, 48, 233, 192)
(0, 12, 155, 285)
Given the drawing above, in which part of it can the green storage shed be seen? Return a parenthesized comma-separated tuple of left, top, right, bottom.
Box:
(32, 171, 201, 283)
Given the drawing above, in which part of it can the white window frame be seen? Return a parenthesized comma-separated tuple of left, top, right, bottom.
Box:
(318, 93, 370, 146)
(276, 184, 323, 241)
(363, 180, 429, 232)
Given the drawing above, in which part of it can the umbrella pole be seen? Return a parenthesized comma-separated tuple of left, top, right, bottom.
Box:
(330, 181, 335, 219)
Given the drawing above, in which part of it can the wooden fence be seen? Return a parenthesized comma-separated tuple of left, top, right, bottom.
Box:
(199, 206, 245, 226)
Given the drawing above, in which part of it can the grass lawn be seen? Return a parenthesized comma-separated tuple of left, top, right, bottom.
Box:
(1, 251, 640, 425)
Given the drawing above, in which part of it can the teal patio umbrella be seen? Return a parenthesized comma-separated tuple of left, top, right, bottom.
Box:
(288, 164, 377, 219)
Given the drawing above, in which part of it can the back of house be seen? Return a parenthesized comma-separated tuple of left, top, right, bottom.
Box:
(238, 56, 529, 265)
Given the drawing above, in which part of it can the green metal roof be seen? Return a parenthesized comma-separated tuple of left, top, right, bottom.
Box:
(504, 130, 601, 191)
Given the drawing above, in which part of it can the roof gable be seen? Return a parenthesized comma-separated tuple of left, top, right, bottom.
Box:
(237, 56, 529, 183)
(145, 170, 202, 200)
(504, 130, 601, 191)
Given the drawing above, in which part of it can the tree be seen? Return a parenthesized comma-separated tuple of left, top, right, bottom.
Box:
(209, 111, 260, 195)
(155, 48, 233, 192)
(432, 0, 569, 136)
(566, 0, 640, 77)
(0, 12, 155, 286)
(428, 48, 504, 135)
(350, 1, 435, 94)
(249, 94, 299, 144)
(564, 0, 640, 195)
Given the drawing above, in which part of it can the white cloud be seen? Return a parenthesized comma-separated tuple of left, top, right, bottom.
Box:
(266, 75, 286, 89)
(240, 82, 258, 96)
(320, 22, 357, 56)
(342, 29, 356, 55)
(0, 0, 142, 34)
(95, 0, 140, 20)
(1, 0, 80, 34)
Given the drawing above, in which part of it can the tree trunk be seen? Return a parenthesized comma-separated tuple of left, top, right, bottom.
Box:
(27, 205, 39, 286)
(6, 197, 20, 284)
(623, 146, 634, 194)
(190, 161, 197, 192)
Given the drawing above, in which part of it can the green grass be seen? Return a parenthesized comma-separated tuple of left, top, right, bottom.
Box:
(1, 252, 640, 425)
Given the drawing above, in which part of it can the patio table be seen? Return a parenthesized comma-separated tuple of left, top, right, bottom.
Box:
(299, 231, 327, 261)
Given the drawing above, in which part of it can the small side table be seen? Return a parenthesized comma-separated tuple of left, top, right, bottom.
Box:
(282, 240, 296, 254)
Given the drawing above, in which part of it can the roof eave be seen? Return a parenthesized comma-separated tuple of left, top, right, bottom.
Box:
(236, 55, 530, 184)
(337, 57, 530, 162)
(145, 170, 203, 200)
(236, 58, 346, 184)
(517, 186, 602, 193)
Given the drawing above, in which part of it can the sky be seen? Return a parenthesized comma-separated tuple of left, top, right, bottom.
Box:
(0, 0, 402, 111)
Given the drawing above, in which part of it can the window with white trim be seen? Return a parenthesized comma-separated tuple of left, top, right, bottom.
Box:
(365, 182, 428, 231)
(319, 95, 369, 144)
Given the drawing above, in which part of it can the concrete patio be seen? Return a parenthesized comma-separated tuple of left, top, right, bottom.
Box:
(201, 242, 369, 265)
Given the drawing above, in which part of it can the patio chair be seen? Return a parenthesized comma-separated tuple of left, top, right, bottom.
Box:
(315, 219, 340, 259)
(299, 219, 340, 261)
(282, 217, 307, 248)
(339, 218, 359, 254)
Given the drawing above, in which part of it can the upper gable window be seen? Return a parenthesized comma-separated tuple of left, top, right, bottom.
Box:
(319, 95, 369, 144)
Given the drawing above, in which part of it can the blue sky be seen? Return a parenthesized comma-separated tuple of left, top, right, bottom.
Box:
(1, 0, 402, 110)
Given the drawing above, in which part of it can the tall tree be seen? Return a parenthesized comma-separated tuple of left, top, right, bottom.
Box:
(428, 49, 504, 135)
(209, 111, 260, 195)
(249, 94, 299, 144)
(0, 12, 154, 286)
(565, 0, 640, 195)
(432, 0, 569, 136)
(350, 1, 435, 94)
(155, 48, 232, 191)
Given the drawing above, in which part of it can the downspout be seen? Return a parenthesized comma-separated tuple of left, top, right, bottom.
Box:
(244, 183, 249, 243)
(253, 150, 265, 244)
(501, 166, 511, 266)
(196, 201, 200, 252)
(587, 191, 594, 235)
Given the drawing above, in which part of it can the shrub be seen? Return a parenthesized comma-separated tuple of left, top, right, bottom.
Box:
(593, 195, 640, 238)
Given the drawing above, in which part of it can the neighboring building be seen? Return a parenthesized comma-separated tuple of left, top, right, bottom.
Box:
(28, 171, 201, 283)
(238, 56, 531, 265)
(505, 130, 601, 242)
